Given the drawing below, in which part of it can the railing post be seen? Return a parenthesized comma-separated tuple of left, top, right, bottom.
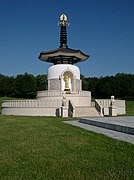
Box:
(61, 97, 68, 117)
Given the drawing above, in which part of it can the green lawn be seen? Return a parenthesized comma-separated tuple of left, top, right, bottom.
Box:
(0, 115, 134, 179)
(126, 100, 134, 116)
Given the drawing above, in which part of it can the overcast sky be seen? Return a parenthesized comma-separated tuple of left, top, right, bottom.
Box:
(0, 0, 134, 77)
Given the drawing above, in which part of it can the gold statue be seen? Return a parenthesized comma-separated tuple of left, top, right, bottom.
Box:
(64, 72, 70, 91)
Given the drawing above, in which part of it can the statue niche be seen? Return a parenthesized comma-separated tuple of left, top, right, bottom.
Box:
(63, 71, 73, 91)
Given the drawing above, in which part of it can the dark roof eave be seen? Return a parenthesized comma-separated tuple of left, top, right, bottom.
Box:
(38, 48, 90, 63)
(39, 47, 89, 56)
(39, 54, 89, 60)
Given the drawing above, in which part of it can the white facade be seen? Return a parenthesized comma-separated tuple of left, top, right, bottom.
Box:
(47, 64, 81, 91)
(48, 64, 80, 79)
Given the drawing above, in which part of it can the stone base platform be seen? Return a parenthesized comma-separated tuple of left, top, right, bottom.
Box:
(2, 90, 100, 117)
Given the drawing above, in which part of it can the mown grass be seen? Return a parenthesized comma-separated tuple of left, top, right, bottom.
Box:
(0, 115, 134, 179)
(126, 100, 134, 116)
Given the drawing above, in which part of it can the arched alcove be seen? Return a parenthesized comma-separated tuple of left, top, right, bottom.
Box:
(63, 71, 74, 91)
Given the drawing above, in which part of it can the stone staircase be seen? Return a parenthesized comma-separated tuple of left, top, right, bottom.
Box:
(74, 106, 101, 117)
(79, 117, 134, 135)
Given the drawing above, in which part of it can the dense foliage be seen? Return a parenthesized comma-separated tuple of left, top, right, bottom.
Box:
(0, 73, 133, 99)
(0, 73, 47, 99)
(81, 73, 134, 100)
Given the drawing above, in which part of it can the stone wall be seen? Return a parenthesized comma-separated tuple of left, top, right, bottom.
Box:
(95, 99, 126, 116)
(36, 90, 91, 106)
(2, 99, 62, 116)
(48, 79, 61, 91)
(2, 90, 92, 116)
(47, 78, 82, 91)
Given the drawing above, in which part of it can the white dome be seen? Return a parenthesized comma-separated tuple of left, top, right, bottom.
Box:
(48, 64, 80, 79)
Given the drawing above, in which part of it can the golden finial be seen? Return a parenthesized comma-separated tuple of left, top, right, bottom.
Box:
(58, 14, 69, 27)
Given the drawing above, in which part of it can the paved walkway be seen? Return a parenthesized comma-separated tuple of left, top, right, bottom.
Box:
(81, 116, 134, 128)
(79, 116, 134, 135)
(64, 116, 134, 145)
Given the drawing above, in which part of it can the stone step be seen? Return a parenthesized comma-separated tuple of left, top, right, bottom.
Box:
(74, 106, 101, 117)
(79, 117, 134, 135)
(64, 120, 134, 144)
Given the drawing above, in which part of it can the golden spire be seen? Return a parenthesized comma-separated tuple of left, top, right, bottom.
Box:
(58, 14, 69, 27)
(58, 14, 69, 48)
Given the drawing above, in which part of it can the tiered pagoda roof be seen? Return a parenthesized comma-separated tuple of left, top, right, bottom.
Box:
(38, 14, 90, 65)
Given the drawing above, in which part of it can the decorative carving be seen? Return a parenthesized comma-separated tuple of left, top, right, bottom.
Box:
(62, 96, 68, 107)
(76, 79, 81, 91)
(110, 96, 115, 106)
(50, 79, 60, 90)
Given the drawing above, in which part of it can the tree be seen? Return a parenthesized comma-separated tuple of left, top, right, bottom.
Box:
(0, 74, 14, 97)
(114, 73, 132, 98)
(80, 74, 89, 90)
(87, 77, 99, 97)
(36, 74, 47, 91)
(13, 73, 37, 98)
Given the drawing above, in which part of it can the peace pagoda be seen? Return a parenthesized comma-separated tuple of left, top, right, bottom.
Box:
(2, 14, 125, 117)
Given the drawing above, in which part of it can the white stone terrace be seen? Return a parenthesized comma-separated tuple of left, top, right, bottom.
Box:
(37, 90, 91, 98)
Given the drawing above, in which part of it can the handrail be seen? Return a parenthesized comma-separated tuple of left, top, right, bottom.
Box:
(95, 100, 103, 116)
(68, 100, 75, 117)
(95, 99, 111, 107)
(2, 99, 62, 108)
(37, 90, 91, 98)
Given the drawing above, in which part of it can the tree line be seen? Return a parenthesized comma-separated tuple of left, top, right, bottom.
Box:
(0, 73, 47, 98)
(81, 73, 134, 100)
(0, 73, 133, 100)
